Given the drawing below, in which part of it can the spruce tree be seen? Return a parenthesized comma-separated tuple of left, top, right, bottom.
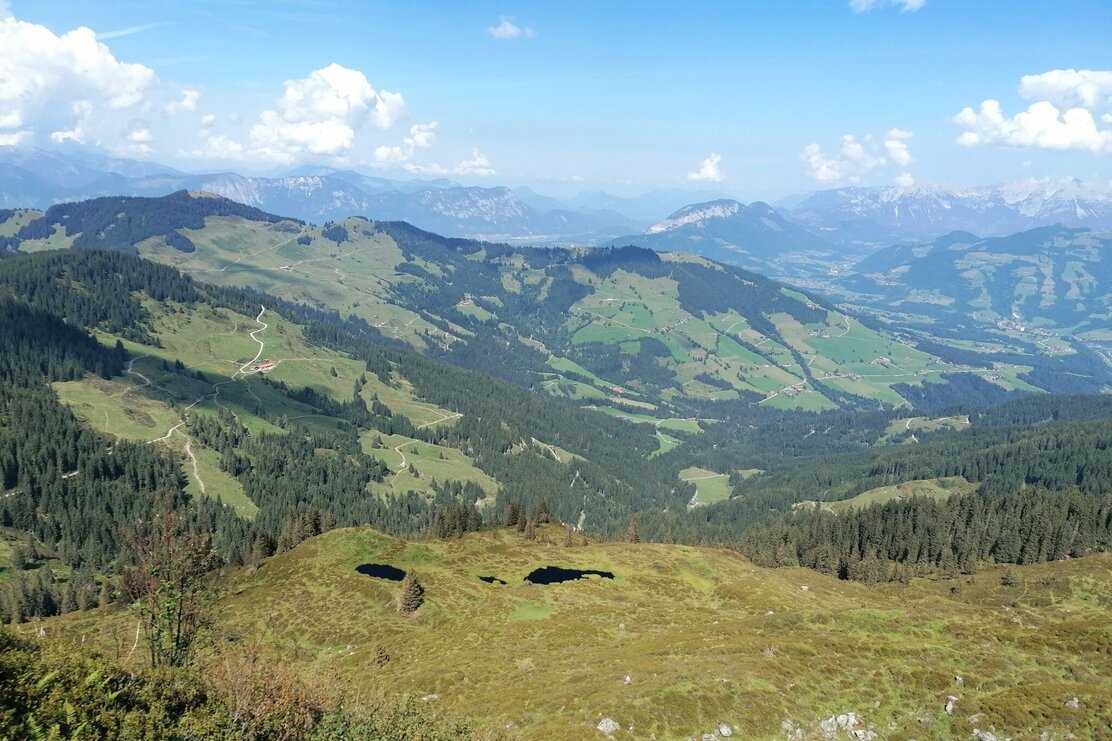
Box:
(533, 499, 551, 524)
(396, 572, 425, 615)
(563, 527, 574, 547)
(505, 502, 521, 527)
(625, 518, 640, 544)
(9, 544, 25, 571)
(524, 518, 536, 541)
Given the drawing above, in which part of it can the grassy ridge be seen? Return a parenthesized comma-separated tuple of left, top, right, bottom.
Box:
(49, 527, 1112, 740)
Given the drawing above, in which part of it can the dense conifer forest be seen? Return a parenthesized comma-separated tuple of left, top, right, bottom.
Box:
(1, 246, 1112, 622)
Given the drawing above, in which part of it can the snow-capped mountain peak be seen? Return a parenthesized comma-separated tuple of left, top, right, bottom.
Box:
(789, 179, 1112, 245)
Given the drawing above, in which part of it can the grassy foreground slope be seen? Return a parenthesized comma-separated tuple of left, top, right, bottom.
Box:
(54, 527, 1112, 740)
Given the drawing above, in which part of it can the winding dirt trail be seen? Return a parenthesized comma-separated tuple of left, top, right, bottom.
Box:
(417, 411, 463, 430)
(237, 307, 269, 375)
(141, 306, 268, 492)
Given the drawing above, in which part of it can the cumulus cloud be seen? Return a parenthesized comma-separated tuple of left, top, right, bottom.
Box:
(954, 99, 1112, 154)
(0, 16, 156, 144)
(1019, 69, 1112, 110)
(200, 113, 216, 128)
(883, 128, 915, 166)
(403, 148, 495, 177)
(185, 134, 246, 161)
(687, 152, 725, 182)
(374, 121, 439, 165)
(454, 148, 496, 176)
(119, 125, 154, 155)
(894, 172, 915, 187)
(955, 69, 1112, 154)
(487, 16, 536, 40)
(849, 0, 925, 12)
(801, 130, 913, 184)
(244, 63, 407, 163)
(165, 88, 200, 114)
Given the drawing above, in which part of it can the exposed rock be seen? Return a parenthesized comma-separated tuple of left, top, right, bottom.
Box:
(597, 717, 620, 736)
(800, 585, 810, 592)
(781, 719, 803, 740)
(623, 675, 632, 685)
(1065, 696, 1080, 709)
(954, 675, 964, 686)
(945, 696, 959, 715)
(972, 731, 999, 741)
(718, 723, 733, 737)
(419, 693, 439, 702)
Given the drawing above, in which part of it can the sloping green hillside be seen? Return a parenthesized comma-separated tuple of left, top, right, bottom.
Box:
(835, 226, 1112, 398)
(0, 194, 1049, 413)
(51, 526, 1112, 740)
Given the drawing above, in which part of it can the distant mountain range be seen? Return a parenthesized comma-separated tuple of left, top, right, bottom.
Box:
(4, 147, 1112, 257)
(788, 179, 1112, 247)
(604, 199, 854, 279)
(0, 148, 730, 244)
(837, 225, 1112, 337)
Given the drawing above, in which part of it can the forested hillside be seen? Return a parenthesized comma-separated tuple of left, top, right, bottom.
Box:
(0, 249, 682, 623)
(3, 193, 1091, 419)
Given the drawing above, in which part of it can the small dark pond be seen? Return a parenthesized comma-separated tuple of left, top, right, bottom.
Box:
(478, 575, 508, 585)
(524, 566, 615, 585)
(355, 563, 406, 581)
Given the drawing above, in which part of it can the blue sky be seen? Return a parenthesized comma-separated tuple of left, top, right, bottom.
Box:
(2, 0, 1111, 198)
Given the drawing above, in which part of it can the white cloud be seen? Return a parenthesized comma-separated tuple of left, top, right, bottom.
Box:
(407, 122, 438, 149)
(956, 70, 1112, 154)
(0, 16, 156, 143)
(0, 1, 10, 20)
(200, 113, 216, 128)
(849, 0, 925, 12)
(894, 172, 915, 187)
(801, 130, 913, 184)
(454, 148, 495, 176)
(201, 63, 404, 164)
(49, 101, 93, 144)
(954, 99, 1112, 154)
(0, 131, 26, 146)
(801, 143, 845, 183)
(399, 148, 493, 177)
(244, 63, 407, 163)
(373, 144, 409, 165)
(840, 134, 883, 171)
(1018, 69, 1112, 110)
(374, 121, 439, 165)
(883, 128, 915, 166)
(119, 125, 154, 155)
(487, 16, 536, 40)
(184, 134, 246, 161)
(165, 88, 200, 114)
(687, 152, 725, 182)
